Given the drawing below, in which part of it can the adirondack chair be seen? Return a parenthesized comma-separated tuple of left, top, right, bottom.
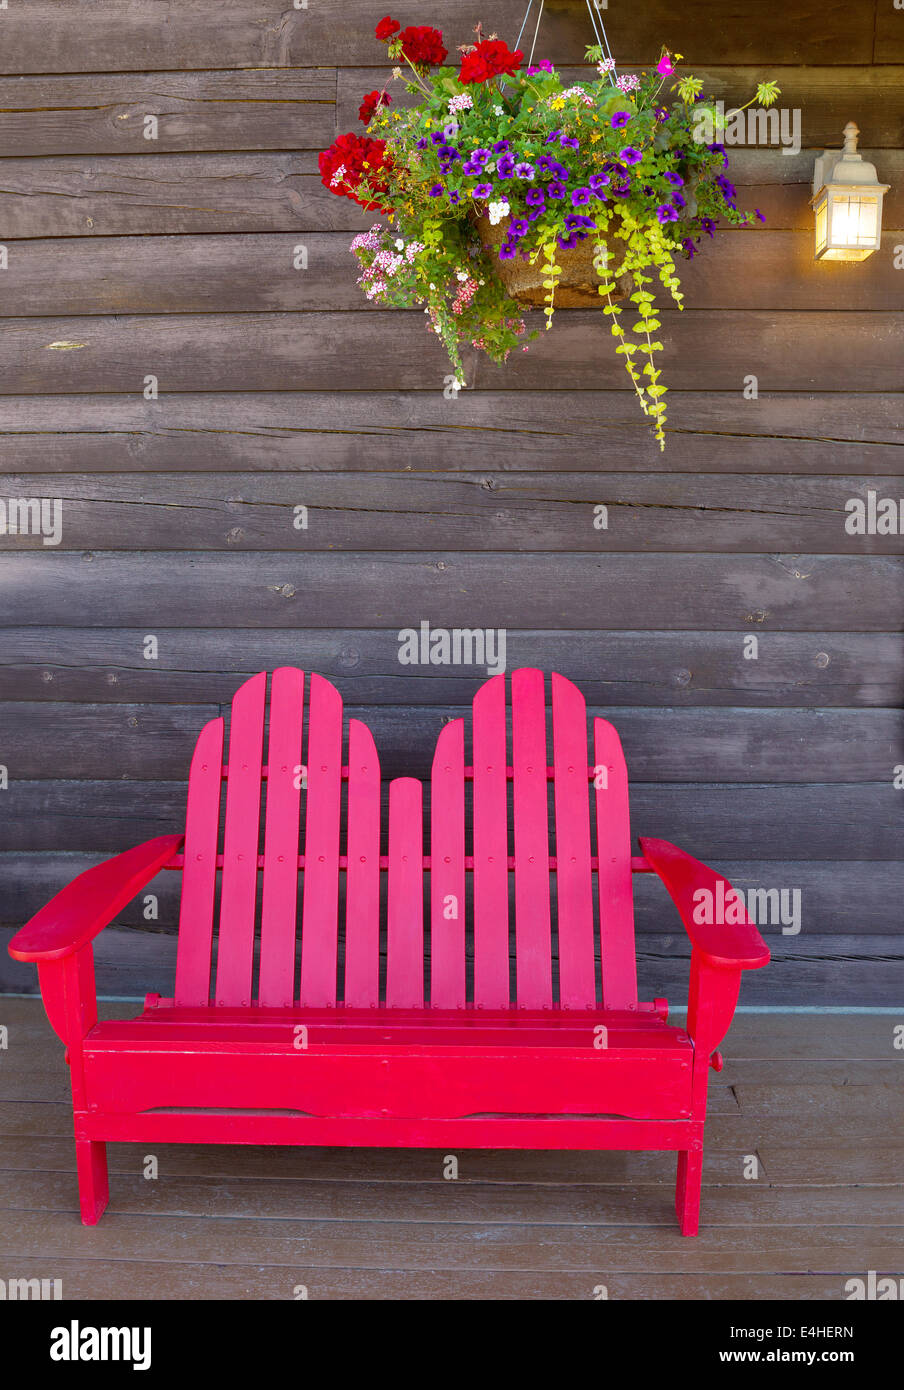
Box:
(9, 667, 769, 1234)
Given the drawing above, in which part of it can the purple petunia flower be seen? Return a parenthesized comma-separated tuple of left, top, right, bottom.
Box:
(509, 218, 529, 237)
(547, 180, 567, 199)
(496, 153, 515, 178)
(663, 172, 684, 187)
(526, 187, 545, 206)
(611, 112, 631, 130)
(560, 135, 580, 150)
(701, 216, 718, 237)
(565, 213, 597, 231)
(707, 142, 729, 168)
(536, 155, 557, 173)
(416, 138, 429, 150)
(545, 129, 562, 144)
(588, 173, 611, 191)
(672, 192, 687, 210)
(571, 186, 592, 206)
(528, 206, 544, 221)
(494, 139, 511, 153)
(499, 243, 517, 260)
(514, 162, 535, 179)
(682, 236, 697, 259)
(448, 190, 461, 204)
(431, 133, 445, 145)
(429, 184, 444, 197)
(444, 122, 459, 141)
(655, 107, 669, 122)
(656, 203, 679, 223)
(557, 231, 582, 249)
(473, 182, 493, 198)
(620, 147, 642, 165)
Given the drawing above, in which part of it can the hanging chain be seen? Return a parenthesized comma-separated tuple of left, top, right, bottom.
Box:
(585, 0, 618, 87)
(509, 0, 618, 87)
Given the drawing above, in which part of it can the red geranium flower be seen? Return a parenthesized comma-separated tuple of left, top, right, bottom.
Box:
(398, 24, 447, 67)
(459, 39, 523, 84)
(319, 132, 393, 212)
(375, 16, 400, 42)
(359, 89, 392, 123)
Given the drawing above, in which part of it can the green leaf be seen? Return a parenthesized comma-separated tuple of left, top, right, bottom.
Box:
(755, 80, 782, 108)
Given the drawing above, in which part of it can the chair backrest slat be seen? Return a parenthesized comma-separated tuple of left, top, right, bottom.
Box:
(551, 672, 597, 1008)
(299, 673, 343, 1008)
(472, 674, 510, 1008)
(593, 717, 638, 1009)
(214, 671, 266, 1007)
(511, 668, 553, 1009)
(258, 667, 304, 1007)
(386, 777, 424, 1007)
(344, 717, 381, 1008)
(174, 715, 224, 1006)
(430, 718, 466, 1008)
(174, 667, 640, 1013)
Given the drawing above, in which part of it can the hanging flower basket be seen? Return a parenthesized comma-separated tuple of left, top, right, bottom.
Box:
(474, 210, 634, 306)
(319, 10, 779, 450)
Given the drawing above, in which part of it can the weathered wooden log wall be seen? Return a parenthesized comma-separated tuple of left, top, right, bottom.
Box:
(1, 0, 902, 1003)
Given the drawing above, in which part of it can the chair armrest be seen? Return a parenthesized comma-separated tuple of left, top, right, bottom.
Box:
(638, 837, 770, 971)
(8, 835, 183, 963)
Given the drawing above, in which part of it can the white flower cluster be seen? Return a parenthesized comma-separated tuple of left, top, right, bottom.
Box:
(487, 199, 510, 225)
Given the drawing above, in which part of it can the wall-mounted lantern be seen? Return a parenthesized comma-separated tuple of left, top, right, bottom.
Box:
(811, 122, 888, 261)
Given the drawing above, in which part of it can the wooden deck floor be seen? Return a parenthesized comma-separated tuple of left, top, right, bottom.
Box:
(0, 998, 901, 1300)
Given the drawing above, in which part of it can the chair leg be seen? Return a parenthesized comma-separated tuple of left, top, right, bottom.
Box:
(75, 1139, 109, 1225)
(676, 1149, 702, 1236)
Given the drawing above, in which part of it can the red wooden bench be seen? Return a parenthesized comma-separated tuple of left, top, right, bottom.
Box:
(9, 667, 768, 1233)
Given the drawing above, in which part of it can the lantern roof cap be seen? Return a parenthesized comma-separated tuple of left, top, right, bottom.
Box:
(813, 125, 889, 196)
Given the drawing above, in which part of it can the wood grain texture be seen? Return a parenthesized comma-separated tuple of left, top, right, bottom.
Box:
(0, 780, 899, 858)
(2, 151, 901, 239)
(337, 64, 904, 147)
(1, 471, 903, 553)
(0, 628, 901, 707)
(0, 552, 900, 630)
(2, 924, 901, 1005)
(0, 310, 900, 394)
(3, 232, 904, 317)
(0, 70, 336, 156)
(0, 392, 900, 475)
(2, 856, 902, 938)
(0, 0, 880, 73)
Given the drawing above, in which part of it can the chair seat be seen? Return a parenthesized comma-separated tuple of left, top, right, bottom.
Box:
(82, 1001, 694, 1122)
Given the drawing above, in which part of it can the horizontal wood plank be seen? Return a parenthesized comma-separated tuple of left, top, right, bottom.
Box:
(0, 0, 880, 74)
(2, 856, 901, 938)
(0, 70, 335, 156)
(0, 392, 900, 475)
(1, 628, 899, 706)
(1, 471, 903, 554)
(0, 701, 901, 782)
(0, 310, 902, 394)
(2, 231, 903, 317)
(2, 151, 901, 238)
(337, 64, 904, 148)
(0, 552, 900, 630)
(0, 780, 898, 857)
